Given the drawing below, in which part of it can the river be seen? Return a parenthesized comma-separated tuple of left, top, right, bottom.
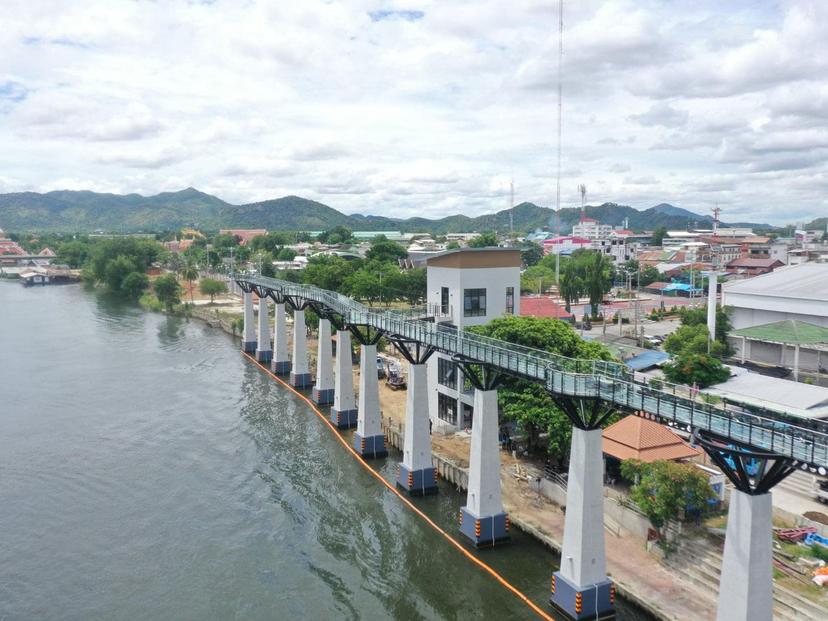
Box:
(0, 283, 653, 620)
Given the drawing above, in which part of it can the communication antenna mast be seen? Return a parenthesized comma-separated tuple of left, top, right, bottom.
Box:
(712, 204, 721, 237)
(510, 178, 515, 236)
(555, 0, 564, 285)
(578, 183, 587, 221)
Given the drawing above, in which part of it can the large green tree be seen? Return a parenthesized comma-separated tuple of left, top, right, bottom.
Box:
(521, 264, 557, 295)
(662, 353, 730, 388)
(120, 271, 149, 299)
(559, 261, 583, 311)
(302, 255, 357, 292)
(103, 255, 137, 292)
(366, 237, 408, 263)
(651, 225, 668, 246)
(620, 459, 714, 541)
(664, 324, 727, 357)
(469, 316, 614, 461)
(199, 278, 228, 303)
(467, 231, 499, 248)
(153, 273, 181, 311)
(678, 305, 733, 343)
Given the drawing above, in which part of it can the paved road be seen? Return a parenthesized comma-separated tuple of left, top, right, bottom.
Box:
(773, 470, 828, 517)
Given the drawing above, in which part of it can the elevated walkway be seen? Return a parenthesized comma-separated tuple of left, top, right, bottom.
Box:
(236, 274, 828, 469)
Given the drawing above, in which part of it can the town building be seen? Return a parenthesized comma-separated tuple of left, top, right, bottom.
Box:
(542, 235, 592, 255)
(722, 262, 828, 330)
(729, 320, 828, 381)
(726, 257, 784, 277)
(425, 248, 521, 432)
(571, 217, 613, 240)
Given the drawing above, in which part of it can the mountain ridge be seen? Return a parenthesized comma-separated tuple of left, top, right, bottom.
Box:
(0, 188, 775, 233)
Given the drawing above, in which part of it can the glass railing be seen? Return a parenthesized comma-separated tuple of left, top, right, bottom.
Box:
(235, 274, 828, 467)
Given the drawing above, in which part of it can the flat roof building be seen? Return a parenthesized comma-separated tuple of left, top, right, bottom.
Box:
(426, 248, 521, 432)
(722, 263, 828, 330)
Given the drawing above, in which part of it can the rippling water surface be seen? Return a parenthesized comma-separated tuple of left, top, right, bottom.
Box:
(0, 284, 653, 620)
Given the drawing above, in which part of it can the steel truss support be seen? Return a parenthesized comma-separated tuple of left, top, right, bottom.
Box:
(554, 396, 616, 431)
(452, 355, 503, 391)
(695, 430, 799, 621)
(388, 336, 435, 366)
(347, 323, 385, 346)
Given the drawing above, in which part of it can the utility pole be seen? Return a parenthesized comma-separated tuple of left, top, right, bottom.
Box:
(554, 0, 563, 286)
(636, 261, 642, 347)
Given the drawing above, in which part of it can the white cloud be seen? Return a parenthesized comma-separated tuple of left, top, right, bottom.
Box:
(0, 0, 826, 224)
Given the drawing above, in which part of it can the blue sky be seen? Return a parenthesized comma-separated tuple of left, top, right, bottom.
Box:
(0, 0, 826, 225)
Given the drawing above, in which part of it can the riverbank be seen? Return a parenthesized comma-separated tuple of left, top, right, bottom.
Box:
(187, 301, 709, 620)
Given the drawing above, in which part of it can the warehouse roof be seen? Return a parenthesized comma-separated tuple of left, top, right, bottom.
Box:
(731, 320, 828, 345)
(723, 263, 828, 301)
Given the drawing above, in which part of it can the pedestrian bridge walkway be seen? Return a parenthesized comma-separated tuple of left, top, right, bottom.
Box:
(236, 274, 828, 470)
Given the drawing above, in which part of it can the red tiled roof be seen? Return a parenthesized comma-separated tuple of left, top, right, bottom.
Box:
(644, 281, 672, 290)
(602, 416, 701, 462)
(519, 297, 574, 319)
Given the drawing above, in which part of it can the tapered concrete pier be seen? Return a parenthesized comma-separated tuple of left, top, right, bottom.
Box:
(459, 388, 508, 546)
(271, 302, 291, 375)
(289, 308, 312, 388)
(242, 290, 256, 353)
(330, 330, 357, 428)
(715, 490, 773, 621)
(353, 342, 386, 458)
(312, 318, 334, 405)
(397, 362, 437, 495)
(255, 296, 272, 363)
(550, 427, 614, 620)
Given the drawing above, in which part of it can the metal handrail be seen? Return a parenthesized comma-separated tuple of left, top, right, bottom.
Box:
(235, 273, 828, 468)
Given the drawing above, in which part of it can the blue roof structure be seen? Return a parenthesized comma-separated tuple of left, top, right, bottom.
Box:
(624, 350, 671, 371)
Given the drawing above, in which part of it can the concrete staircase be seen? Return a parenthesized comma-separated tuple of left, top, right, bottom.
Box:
(665, 538, 828, 621)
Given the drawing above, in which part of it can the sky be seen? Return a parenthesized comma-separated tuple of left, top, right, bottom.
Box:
(1, 0, 827, 225)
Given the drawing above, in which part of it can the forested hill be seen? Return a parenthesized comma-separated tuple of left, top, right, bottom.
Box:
(0, 187, 771, 233)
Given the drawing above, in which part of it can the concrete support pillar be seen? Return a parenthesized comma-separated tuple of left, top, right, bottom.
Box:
(460, 388, 508, 546)
(312, 318, 335, 405)
(794, 343, 800, 382)
(255, 295, 272, 363)
(550, 427, 614, 620)
(242, 291, 256, 352)
(353, 343, 386, 458)
(271, 303, 291, 375)
(331, 330, 357, 428)
(740, 336, 747, 364)
(715, 491, 773, 621)
(289, 309, 312, 388)
(397, 363, 437, 495)
(707, 272, 718, 340)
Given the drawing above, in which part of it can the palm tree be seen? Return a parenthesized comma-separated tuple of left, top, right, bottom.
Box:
(181, 259, 198, 304)
(559, 262, 583, 312)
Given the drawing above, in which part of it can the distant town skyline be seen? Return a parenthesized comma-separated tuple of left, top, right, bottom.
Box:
(1, 1, 827, 225)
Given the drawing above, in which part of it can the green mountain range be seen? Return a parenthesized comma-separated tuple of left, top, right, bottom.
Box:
(0, 187, 775, 233)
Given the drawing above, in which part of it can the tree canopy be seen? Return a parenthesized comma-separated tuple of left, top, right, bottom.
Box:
(153, 274, 181, 311)
(620, 459, 714, 540)
(467, 231, 499, 248)
(662, 353, 730, 388)
(469, 316, 615, 461)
